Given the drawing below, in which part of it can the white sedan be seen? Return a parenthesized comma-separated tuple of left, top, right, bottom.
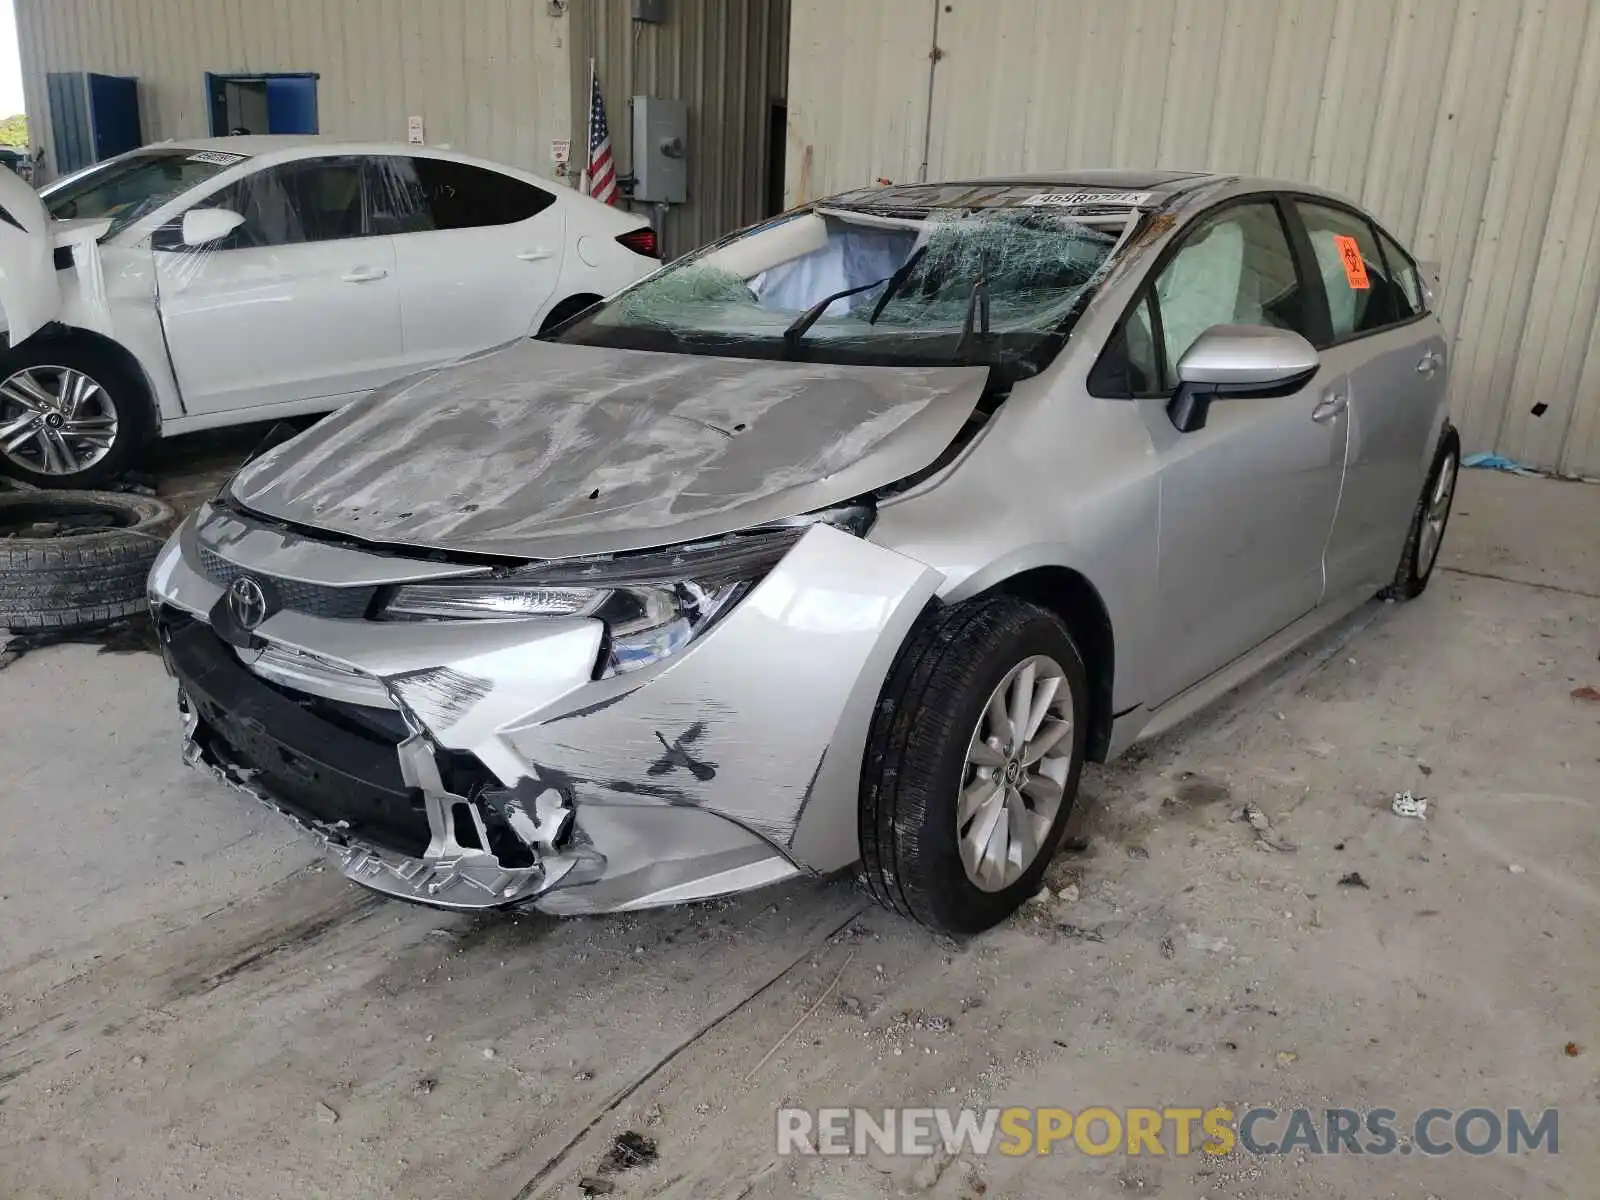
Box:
(0, 137, 659, 487)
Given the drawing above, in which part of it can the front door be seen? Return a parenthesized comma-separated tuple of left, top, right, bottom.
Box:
(1134, 199, 1350, 705)
(367, 156, 565, 369)
(155, 156, 406, 414)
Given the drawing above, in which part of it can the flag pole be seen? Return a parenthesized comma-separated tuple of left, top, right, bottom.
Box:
(581, 56, 597, 196)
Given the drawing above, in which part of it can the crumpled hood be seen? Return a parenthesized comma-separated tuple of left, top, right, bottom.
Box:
(229, 340, 988, 560)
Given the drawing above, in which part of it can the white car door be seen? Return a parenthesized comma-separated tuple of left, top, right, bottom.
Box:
(366, 155, 565, 368)
(154, 155, 406, 415)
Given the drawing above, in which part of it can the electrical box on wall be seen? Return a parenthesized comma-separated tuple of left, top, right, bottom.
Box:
(633, 0, 668, 23)
(631, 96, 687, 204)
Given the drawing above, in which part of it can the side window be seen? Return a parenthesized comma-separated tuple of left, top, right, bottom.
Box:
(1377, 228, 1424, 316)
(1124, 294, 1160, 395)
(367, 157, 555, 233)
(191, 157, 367, 248)
(1088, 292, 1161, 398)
(1151, 201, 1309, 389)
(1296, 202, 1414, 341)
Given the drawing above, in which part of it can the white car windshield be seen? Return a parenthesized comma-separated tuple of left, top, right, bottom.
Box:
(42, 149, 248, 238)
(554, 191, 1136, 381)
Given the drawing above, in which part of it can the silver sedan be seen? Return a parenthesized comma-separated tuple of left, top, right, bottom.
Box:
(148, 170, 1458, 933)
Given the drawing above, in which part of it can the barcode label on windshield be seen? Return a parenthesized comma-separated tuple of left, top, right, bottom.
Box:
(1020, 191, 1153, 208)
(186, 151, 248, 166)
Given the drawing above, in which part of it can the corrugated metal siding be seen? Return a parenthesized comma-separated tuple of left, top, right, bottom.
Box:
(787, 0, 1600, 476)
(570, 0, 790, 258)
(15, 0, 572, 186)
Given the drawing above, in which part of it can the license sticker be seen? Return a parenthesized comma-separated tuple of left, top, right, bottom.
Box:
(187, 150, 248, 166)
(1333, 234, 1371, 289)
(1020, 191, 1154, 208)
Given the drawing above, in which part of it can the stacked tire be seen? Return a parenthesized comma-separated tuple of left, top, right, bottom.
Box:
(0, 490, 177, 631)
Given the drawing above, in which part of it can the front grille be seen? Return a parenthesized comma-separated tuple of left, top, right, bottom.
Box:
(164, 614, 431, 857)
(198, 545, 377, 619)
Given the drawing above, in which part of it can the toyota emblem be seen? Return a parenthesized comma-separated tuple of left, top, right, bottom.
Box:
(227, 576, 270, 631)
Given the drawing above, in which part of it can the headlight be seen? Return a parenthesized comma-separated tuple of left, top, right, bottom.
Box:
(379, 523, 832, 676)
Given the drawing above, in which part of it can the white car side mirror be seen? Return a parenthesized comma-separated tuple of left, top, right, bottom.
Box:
(181, 207, 246, 248)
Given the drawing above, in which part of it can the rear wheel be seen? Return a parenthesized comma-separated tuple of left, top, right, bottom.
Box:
(1382, 425, 1460, 601)
(0, 340, 151, 488)
(860, 596, 1088, 934)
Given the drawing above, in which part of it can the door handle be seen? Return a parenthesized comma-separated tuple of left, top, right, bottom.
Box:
(516, 249, 555, 262)
(1416, 351, 1442, 375)
(1311, 393, 1348, 423)
(342, 267, 388, 283)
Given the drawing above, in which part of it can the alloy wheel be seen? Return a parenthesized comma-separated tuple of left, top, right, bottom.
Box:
(0, 365, 119, 477)
(1417, 451, 1458, 576)
(957, 654, 1074, 892)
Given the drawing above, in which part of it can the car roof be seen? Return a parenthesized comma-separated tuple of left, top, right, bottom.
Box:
(139, 136, 510, 165)
(946, 168, 1217, 194)
(150, 134, 328, 155)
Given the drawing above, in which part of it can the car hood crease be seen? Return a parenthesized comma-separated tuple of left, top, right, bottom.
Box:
(227, 341, 990, 559)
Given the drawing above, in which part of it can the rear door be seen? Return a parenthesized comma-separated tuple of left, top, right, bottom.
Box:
(368, 155, 566, 369)
(154, 155, 405, 413)
(1291, 199, 1447, 598)
(1123, 198, 1349, 705)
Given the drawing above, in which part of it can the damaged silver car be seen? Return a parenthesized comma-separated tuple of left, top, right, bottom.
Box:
(148, 171, 1458, 932)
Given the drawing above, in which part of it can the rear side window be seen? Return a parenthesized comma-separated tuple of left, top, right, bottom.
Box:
(1296, 202, 1417, 341)
(1377, 229, 1425, 315)
(366, 156, 554, 233)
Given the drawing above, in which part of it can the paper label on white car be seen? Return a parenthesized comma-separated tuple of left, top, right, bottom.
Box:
(1020, 191, 1154, 208)
(186, 151, 249, 166)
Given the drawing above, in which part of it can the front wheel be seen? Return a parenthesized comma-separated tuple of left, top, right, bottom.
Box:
(0, 342, 150, 488)
(860, 596, 1088, 934)
(1382, 425, 1460, 601)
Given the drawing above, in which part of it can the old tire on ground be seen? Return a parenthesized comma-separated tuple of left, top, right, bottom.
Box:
(860, 595, 1089, 934)
(0, 339, 153, 489)
(1381, 424, 1461, 602)
(0, 490, 176, 631)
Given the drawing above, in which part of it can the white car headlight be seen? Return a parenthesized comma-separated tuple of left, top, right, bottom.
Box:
(379, 525, 818, 676)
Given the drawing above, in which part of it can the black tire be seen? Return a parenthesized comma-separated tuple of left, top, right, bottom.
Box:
(0, 490, 177, 631)
(537, 294, 603, 336)
(860, 596, 1089, 934)
(0, 338, 153, 489)
(1381, 425, 1461, 602)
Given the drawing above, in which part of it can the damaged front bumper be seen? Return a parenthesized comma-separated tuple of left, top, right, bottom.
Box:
(149, 504, 942, 915)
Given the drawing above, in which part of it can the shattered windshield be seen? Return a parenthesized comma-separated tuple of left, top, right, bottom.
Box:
(42, 149, 247, 238)
(554, 202, 1132, 380)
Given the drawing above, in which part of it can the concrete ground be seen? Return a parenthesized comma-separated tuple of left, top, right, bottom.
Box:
(0, 460, 1596, 1200)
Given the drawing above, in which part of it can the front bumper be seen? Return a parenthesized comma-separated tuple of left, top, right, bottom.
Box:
(150, 504, 942, 914)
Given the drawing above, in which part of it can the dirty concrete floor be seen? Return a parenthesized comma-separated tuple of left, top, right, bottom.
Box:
(1, 467, 1596, 1199)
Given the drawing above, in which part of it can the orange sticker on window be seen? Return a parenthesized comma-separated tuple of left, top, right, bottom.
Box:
(1333, 234, 1371, 289)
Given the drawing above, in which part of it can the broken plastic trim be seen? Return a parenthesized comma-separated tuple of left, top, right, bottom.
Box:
(179, 687, 584, 908)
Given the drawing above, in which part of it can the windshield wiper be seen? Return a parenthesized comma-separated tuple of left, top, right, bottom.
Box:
(781, 275, 892, 356)
(954, 269, 991, 364)
(866, 245, 929, 326)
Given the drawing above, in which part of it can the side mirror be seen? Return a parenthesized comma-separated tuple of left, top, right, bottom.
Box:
(180, 207, 247, 248)
(1168, 324, 1319, 433)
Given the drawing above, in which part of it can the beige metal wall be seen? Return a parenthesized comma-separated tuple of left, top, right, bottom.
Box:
(788, 0, 1600, 477)
(571, 0, 790, 257)
(15, 0, 572, 185)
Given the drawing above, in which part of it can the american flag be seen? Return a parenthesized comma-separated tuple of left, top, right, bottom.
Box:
(586, 68, 618, 205)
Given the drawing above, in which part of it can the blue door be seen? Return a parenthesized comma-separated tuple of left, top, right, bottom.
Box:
(87, 73, 142, 161)
(47, 71, 141, 174)
(265, 75, 319, 134)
